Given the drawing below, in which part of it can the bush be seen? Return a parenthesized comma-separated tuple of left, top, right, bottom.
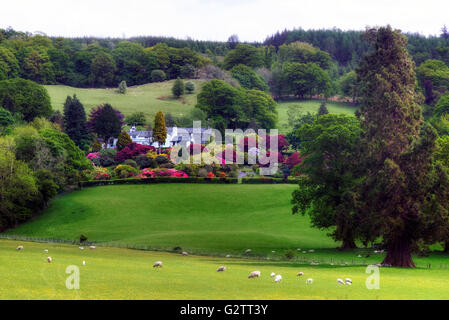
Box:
(172, 78, 185, 98)
(115, 143, 156, 163)
(117, 80, 127, 94)
(123, 159, 138, 168)
(114, 164, 139, 178)
(285, 152, 303, 169)
(185, 82, 195, 93)
(135, 154, 155, 169)
(155, 155, 170, 165)
(197, 168, 209, 177)
(151, 69, 166, 82)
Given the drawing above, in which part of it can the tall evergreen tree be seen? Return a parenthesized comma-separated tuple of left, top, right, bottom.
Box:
(172, 78, 185, 98)
(90, 104, 122, 142)
(116, 131, 132, 151)
(356, 26, 449, 267)
(153, 110, 167, 153)
(63, 95, 90, 149)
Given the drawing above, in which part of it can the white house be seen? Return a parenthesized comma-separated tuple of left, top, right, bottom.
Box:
(106, 126, 212, 149)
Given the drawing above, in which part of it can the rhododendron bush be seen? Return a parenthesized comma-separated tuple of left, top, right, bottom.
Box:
(115, 143, 156, 163)
(285, 152, 303, 169)
(137, 168, 188, 178)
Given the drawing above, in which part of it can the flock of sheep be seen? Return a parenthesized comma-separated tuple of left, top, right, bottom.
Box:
(153, 249, 353, 287)
(17, 245, 353, 287)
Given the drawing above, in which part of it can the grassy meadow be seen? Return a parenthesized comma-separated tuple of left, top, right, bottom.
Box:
(45, 79, 206, 121)
(2, 239, 449, 299)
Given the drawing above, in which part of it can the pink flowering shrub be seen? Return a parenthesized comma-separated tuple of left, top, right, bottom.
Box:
(86, 152, 100, 160)
(115, 143, 156, 163)
(259, 151, 284, 167)
(260, 134, 290, 152)
(94, 172, 111, 180)
(138, 168, 188, 178)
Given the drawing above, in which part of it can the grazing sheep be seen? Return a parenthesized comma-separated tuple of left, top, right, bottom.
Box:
(337, 278, 345, 285)
(44, 249, 48, 253)
(79, 247, 84, 250)
(89, 246, 96, 250)
(310, 261, 319, 266)
(248, 271, 261, 278)
(245, 249, 252, 254)
(82, 261, 86, 266)
(270, 272, 276, 277)
(153, 261, 163, 268)
(217, 266, 226, 272)
(297, 248, 301, 251)
(47, 257, 52, 263)
(274, 275, 282, 283)
(16, 246, 23, 251)
(357, 254, 362, 258)
(225, 255, 231, 258)
(345, 278, 352, 285)
(181, 251, 189, 256)
(309, 249, 315, 253)
(345, 280, 352, 285)
(306, 278, 313, 284)
(297, 272, 304, 277)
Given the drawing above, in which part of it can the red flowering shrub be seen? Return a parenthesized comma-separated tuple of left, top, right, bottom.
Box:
(138, 168, 188, 178)
(260, 134, 290, 152)
(86, 152, 100, 160)
(115, 143, 156, 163)
(259, 151, 284, 167)
(207, 172, 215, 178)
(217, 172, 226, 178)
(285, 152, 303, 169)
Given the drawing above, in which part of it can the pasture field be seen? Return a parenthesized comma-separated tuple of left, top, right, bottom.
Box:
(44, 80, 205, 121)
(277, 99, 359, 134)
(5, 184, 338, 256)
(2, 239, 449, 300)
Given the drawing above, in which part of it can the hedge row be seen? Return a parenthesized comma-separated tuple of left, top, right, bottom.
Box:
(78, 177, 239, 188)
(241, 177, 299, 184)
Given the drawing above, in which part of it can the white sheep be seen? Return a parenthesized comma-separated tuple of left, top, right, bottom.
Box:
(245, 249, 252, 254)
(217, 266, 226, 272)
(44, 249, 48, 253)
(79, 247, 84, 250)
(274, 275, 282, 283)
(297, 272, 304, 277)
(47, 257, 52, 263)
(82, 261, 86, 266)
(89, 246, 96, 250)
(270, 272, 276, 277)
(181, 251, 189, 256)
(16, 246, 23, 251)
(345, 278, 352, 285)
(306, 278, 313, 284)
(309, 249, 315, 253)
(337, 278, 345, 285)
(153, 261, 163, 268)
(225, 255, 231, 258)
(248, 271, 261, 278)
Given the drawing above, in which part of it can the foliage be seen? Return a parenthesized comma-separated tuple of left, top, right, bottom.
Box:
(230, 64, 269, 91)
(116, 131, 132, 151)
(87, 104, 123, 140)
(118, 80, 127, 94)
(153, 111, 167, 149)
(0, 78, 52, 122)
(172, 78, 185, 98)
(125, 111, 147, 126)
(416, 59, 449, 104)
(151, 69, 166, 82)
(115, 142, 155, 163)
(185, 81, 195, 93)
(317, 102, 329, 116)
(223, 44, 264, 70)
(63, 95, 90, 149)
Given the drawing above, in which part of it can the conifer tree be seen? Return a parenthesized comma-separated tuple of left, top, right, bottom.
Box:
(116, 131, 132, 151)
(63, 95, 90, 149)
(172, 78, 185, 98)
(317, 102, 329, 116)
(356, 26, 449, 267)
(153, 110, 167, 153)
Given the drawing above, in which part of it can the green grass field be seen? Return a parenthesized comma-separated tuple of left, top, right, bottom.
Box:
(45, 80, 206, 121)
(5, 184, 338, 256)
(2, 239, 449, 300)
(3, 184, 449, 299)
(277, 99, 359, 134)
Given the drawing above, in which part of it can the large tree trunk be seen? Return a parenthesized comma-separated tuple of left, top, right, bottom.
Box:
(382, 237, 415, 268)
(444, 241, 449, 253)
(340, 238, 357, 250)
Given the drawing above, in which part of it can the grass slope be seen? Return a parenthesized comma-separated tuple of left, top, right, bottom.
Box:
(2, 240, 449, 300)
(45, 80, 205, 121)
(277, 100, 359, 134)
(6, 184, 338, 256)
